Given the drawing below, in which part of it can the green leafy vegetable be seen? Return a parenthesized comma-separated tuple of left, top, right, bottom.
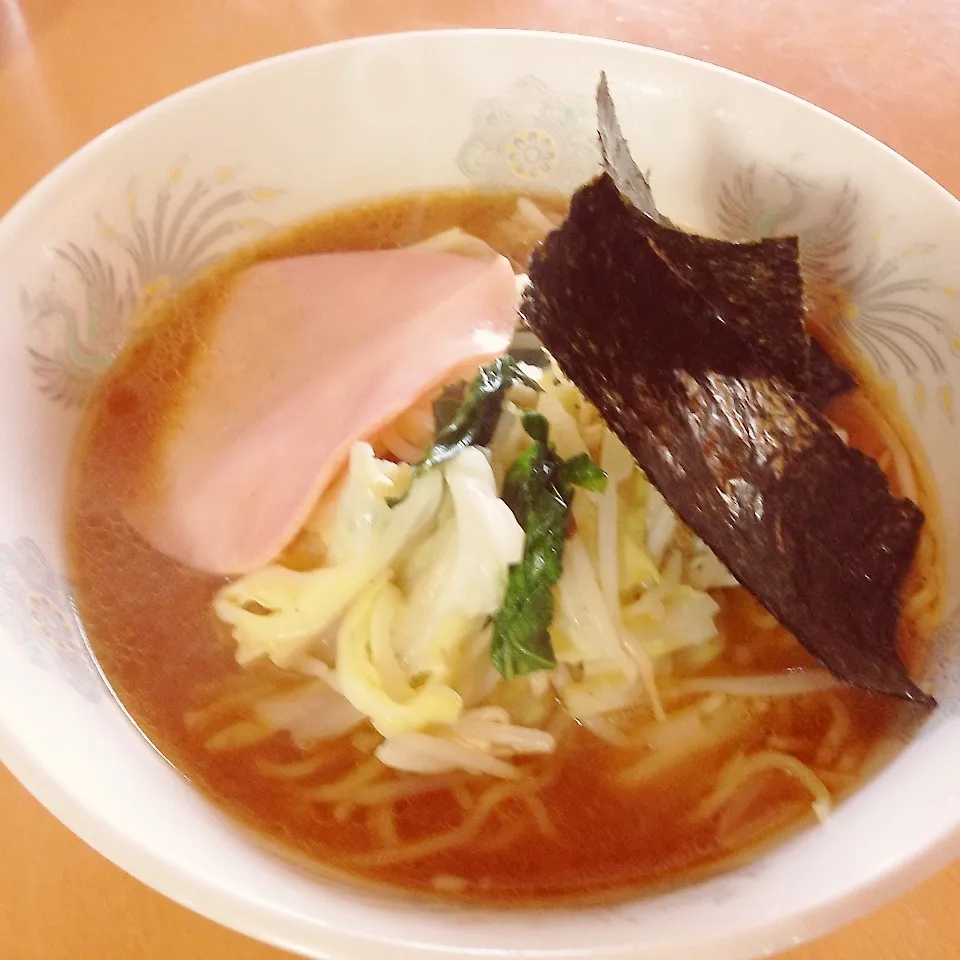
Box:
(492, 411, 607, 679)
(558, 453, 608, 493)
(418, 356, 540, 474)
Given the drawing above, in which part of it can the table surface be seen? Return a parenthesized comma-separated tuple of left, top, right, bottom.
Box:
(3, 1, 960, 957)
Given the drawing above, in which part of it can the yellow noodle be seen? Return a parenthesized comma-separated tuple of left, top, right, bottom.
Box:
(300, 757, 385, 802)
(515, 197, 562, 232)
(815, 695, 852, 767)
(745, 605, 778, 629)
(379, 425, 424, 464)
(772, 699, 795, 734)
(717, 799, 809, 852)
(695, 750, 832, 823)
(203, 721, 272, 752)
(254, 750, 347, 780)
(814, 768, 857, 793)
(530, 760, 564, 797)
(509, 382, 541, 411)
(368, 804, 399, 847)
(629, 695, 723, 750)
(480, 814, 525, 851)
(545, 708, 574, 743)
(630, 705, 703, 752)
(902, 528, 944, 634)
(351, 729, 382, 752)
(431, 875, 469, 894)
(296, 655, 340, 689)
(192, 671, 253, 699)
(183, 680, 278, 731)
(192, 668, 284, 700)
(523, 794, 557, 840)
(579, 713, 631, 746)
(699, 693, 727, 715)
(853, 392, 918, 501)
(452, 785, 473, 810)
(368, 585, 411, 703)
(347, 780, 522, 869)
(664, 670, 839, 700)
(352, 773, 466, 806)
(712, 773, 768, 838)
(452, 626, 500, 709)
(392, 401, 435, 448)
(765, 735, 808, 753)
(836, 747, 860, 774)
(730, 646, 754, 669)
(618, 703, 753, 786)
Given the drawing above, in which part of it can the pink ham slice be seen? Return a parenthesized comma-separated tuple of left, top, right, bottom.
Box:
(125, 249, 520, 575)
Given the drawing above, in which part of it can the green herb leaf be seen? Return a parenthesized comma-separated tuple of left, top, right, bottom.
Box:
(519, 409, 550, 446)
(490, 554, 561, 679)
(418, 356, 541, 475)
(501, 445, 537, 527)
(559, 452, 608, 492)
(491, 416, 606, 679)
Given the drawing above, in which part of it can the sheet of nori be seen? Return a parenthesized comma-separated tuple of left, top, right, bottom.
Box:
(520, 98, 930, 704)
(596, 75, 854, 409)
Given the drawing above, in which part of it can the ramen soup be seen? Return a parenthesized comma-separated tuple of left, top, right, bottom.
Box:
(65, 187, 943, 904)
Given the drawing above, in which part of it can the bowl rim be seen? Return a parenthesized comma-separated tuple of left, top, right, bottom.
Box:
(2, 26, 960, 960)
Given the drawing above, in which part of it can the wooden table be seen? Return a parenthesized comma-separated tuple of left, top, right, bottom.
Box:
(2, 1, 960, 957)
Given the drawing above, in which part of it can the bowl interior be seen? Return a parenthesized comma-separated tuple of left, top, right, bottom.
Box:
(1, 29, 959, 960)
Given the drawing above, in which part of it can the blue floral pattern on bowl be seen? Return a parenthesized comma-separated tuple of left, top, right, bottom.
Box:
(22, 162, 282, 408)
(715, 164, 960, 419)
(0, 538, 102, 702)
(456, 76, 598, 190)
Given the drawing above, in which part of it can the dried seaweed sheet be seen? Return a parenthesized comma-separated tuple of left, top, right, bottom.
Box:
(520, 82, 930, 704)
(596, 76, 854, 408)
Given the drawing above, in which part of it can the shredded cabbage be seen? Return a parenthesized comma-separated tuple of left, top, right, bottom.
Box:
(211, 362, 748, 776)
(214, 443, 443, 666)
(624, 583, 721, 659)
(336, 579, 463, 737)
(394, 447, 524, 680)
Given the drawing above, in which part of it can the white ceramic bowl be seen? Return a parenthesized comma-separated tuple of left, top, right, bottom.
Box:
(1, 28, 959, 960)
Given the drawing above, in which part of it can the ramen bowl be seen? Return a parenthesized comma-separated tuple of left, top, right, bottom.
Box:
(0, 28, 959, 960)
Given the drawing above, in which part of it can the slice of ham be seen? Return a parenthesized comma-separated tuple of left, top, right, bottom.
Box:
(125, 249, 519, 575)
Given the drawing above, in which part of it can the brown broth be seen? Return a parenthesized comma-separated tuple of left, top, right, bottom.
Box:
(65, 189, 934, 905)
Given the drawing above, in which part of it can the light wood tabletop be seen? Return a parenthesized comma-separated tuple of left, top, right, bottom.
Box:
(2, 1, 960, 958)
